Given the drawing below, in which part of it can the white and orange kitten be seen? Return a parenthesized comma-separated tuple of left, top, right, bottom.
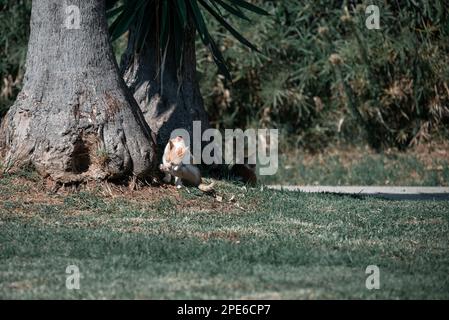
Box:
(159, 136, 214, 192)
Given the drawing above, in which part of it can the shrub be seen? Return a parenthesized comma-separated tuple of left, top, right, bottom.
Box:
(0, 0, 31, 118)
(198, 0, 449, 151)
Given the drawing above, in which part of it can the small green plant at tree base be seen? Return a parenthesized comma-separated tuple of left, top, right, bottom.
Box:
(96, 148, 110, 167)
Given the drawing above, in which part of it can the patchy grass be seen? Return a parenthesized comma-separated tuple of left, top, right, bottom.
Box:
(0, 170, 448, 299)
(263, 143, 449, 186)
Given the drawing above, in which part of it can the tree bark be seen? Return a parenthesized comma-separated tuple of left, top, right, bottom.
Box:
(0, 0, 157, 182)
(120, 15, 209, 154)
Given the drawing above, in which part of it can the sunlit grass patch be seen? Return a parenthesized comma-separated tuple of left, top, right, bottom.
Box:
(0, 171, 448, 299)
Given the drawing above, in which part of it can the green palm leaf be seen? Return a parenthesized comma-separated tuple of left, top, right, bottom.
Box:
(214, 0, 250, 21)
(226, 0, 269, 16)
(198, 0, 260, 52)
(107, 0, 269, 79)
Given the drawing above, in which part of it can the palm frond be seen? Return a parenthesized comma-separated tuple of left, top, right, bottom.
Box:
(107, 0, 269, 79)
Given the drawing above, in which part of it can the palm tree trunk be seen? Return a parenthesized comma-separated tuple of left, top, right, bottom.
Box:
(0, 0, 157, 183)
(120, 15, 209, 154)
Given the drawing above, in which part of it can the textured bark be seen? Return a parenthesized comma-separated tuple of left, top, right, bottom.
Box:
(0, 0, 157, 182)
(121, 16, 209, 153)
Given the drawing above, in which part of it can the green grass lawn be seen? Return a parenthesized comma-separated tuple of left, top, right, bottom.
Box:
(262, 144, 449, 186)
(0, 170, 448, 299)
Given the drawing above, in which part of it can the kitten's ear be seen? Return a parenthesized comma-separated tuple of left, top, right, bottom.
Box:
(177, 146, 187, 158)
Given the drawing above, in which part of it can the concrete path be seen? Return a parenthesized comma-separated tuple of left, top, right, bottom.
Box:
(267, 185, 449, 201)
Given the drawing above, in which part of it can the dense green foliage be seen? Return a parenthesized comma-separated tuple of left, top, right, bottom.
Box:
(0, 0, 31, 118)
(1, 0, 448, 150)
(199, 0, 449, 150)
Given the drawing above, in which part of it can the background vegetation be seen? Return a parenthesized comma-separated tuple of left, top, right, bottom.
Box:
(1, 0, 448, 178)
(0, 0, 31, 118)
(198, 0, 449, 151)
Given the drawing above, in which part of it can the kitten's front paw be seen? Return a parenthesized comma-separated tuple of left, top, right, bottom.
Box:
(163, 174, 171, 183)
(174, 176, 183, 189)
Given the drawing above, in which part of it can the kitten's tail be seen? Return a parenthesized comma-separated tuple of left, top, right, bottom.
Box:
(198, 181, 215, 193)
